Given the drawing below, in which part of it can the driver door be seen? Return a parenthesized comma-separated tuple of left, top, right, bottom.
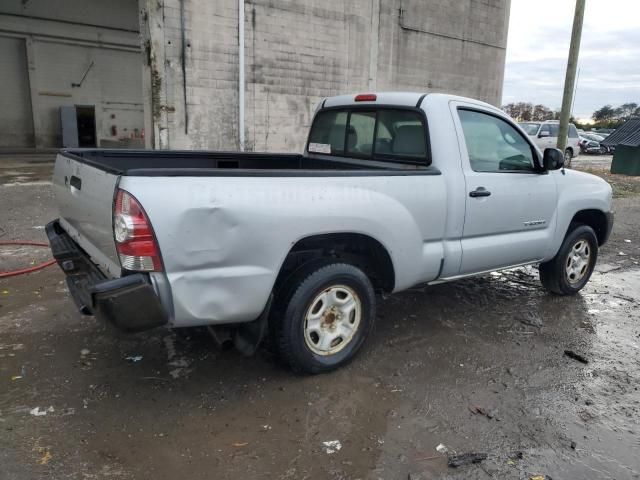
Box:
(454, 106, 558, 275)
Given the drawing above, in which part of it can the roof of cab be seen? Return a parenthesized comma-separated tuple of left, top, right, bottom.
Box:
(322, 92, 426, 108)
(320, 92, 500, 114)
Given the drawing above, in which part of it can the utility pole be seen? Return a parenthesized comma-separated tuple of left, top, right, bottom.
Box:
(557, 0, 586, 160)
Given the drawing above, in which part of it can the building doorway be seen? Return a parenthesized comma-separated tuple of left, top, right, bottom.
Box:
(61, 105, 97, 148)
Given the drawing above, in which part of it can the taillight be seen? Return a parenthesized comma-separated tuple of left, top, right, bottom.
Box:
(354, 93, 377, 102)
(114, 189, 163, 272)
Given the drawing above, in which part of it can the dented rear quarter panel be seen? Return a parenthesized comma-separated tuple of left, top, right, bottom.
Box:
(119, 174, 447, 327)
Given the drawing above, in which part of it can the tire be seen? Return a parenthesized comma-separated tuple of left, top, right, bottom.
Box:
(539, 224, 598, 295)
(564, 149, 573, 167)
(271, 262, 376, 374)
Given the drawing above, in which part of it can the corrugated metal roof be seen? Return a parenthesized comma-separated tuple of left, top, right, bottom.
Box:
(602, 118, 640, 147)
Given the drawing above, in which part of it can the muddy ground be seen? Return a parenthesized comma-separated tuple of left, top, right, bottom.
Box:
(1, 155, 639, 479)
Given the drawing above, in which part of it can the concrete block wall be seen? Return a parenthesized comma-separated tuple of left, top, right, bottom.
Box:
(140, 0, 241, 150)
(142, 0, 510, 152)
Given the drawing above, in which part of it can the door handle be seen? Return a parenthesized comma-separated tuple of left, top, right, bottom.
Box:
(469, 187, 491, 198)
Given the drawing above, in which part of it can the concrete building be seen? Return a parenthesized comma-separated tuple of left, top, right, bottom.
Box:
(0, 0, 144, 149)
(1, 0, 511, 152)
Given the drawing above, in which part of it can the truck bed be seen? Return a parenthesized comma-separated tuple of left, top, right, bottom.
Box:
(61, 149, 437, 177)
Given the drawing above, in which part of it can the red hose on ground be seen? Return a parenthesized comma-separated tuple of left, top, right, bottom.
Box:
(0, 241, 57, 278)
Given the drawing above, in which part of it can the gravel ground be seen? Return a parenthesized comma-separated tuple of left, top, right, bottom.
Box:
(1, 155, 639, 479)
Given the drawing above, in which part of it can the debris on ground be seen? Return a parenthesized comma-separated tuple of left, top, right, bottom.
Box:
(570, 441, 577, 449)
(447, 452, 488, 468)
(564, 350, 589, 364)
(29, 406, 54, 416)
(436, 443, 448, 454)
(11, 375, 22, 381)
(530, 475, 553, 480)
(468, 405, 496, 418)
(469, 405, 488, 416)
(37, 447, 52, 465)
(231, 442, 248, 447)
(33, 440, 52, 465)
(125, 355, 143, 363)
(80, 348, 90, 356)
(507, 452, 523, 466)
(578, 409, 596, 422)
(618, 251, 627, 256)
(519, 312, 543, 327)
(624, 239, 631, 243)
(322, 440, 342, 454)
(511, 451, 524, 460)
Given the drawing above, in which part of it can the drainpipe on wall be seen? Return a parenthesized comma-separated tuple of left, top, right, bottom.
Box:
(238, 0, 245, 151)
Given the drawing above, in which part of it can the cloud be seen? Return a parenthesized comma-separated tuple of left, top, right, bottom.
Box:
(503, 1, 640, 119)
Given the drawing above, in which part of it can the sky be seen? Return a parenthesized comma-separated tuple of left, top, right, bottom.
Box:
(502, 0, 640, 121)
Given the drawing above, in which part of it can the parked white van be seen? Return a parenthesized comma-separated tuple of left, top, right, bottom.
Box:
(519, 121, 581, 165)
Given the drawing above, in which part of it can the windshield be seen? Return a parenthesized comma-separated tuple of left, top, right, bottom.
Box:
(519, 123, 540, 135)
(584, 134, 604, 142)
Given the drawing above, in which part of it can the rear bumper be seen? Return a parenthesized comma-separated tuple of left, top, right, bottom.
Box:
(46, 220, 168, 331)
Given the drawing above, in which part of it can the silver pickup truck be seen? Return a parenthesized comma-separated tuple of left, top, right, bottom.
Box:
(47, 92, 613, 373)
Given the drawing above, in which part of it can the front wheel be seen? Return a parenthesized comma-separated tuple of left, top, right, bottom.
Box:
(539, 225, 598, 295)
(272, 263, 376, 373)
(564, 149, 573, 167)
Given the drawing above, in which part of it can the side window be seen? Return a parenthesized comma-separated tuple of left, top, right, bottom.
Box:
(548, 124, 559, 137)
(569, 125, 579, 138)
(308, 110, 347, 154)
(346, 111, 375, 156)
(458, 109, 536, 173)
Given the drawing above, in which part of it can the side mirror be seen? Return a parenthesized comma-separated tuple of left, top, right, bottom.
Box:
(538, 131, 550, 138)
(543, 148, 564, 170)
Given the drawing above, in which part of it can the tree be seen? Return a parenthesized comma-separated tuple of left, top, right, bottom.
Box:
(616, 102, 638, 120)
(532, 104, 553, 121)
(592, 105, 616, 122)
(502, 102, 534, 121)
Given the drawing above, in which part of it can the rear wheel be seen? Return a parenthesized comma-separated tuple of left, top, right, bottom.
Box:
(539, 224, 598, 295)
(271, 263, 376, 373)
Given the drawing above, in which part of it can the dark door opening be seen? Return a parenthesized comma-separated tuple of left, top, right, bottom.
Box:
(76, 105, 97, 147)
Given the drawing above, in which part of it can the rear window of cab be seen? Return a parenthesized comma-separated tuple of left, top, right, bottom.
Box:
(307, 108, 428, 163)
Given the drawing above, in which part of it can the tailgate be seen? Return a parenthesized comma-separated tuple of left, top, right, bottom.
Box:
(52, 153, 121, 277)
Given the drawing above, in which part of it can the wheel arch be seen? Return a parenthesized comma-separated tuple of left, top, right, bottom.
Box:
(274, 232, 396, 295)
(570, 209, 609, 246)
